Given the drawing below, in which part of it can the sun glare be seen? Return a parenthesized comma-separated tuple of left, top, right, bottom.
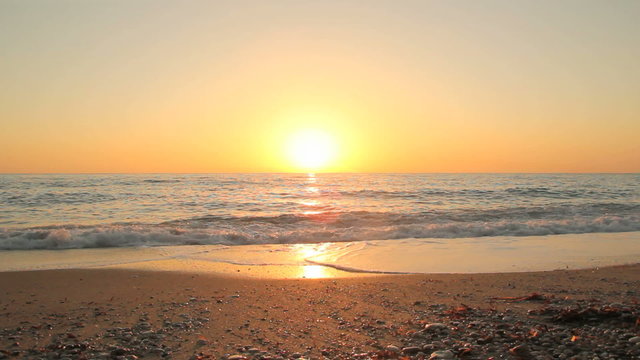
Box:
(287, 129, 337, 171)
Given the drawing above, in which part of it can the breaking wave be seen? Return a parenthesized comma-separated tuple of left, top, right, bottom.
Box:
(1, 173, 638, 250)
(1, 210, 639, 250)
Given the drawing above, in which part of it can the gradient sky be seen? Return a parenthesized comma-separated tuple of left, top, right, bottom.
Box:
(1, 0, 639, 173)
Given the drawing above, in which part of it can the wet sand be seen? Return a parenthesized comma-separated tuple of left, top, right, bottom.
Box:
(2, 232, 639, 277)
(1, 264, 639, 359)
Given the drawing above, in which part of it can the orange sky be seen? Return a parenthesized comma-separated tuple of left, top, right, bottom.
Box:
(1, 1, 639, 173)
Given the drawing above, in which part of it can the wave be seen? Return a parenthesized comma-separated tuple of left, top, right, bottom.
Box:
(1, 192, 118, 207)
(157, 203, 639, 225)
(333, 187, 637, 200)
(1, 211, 639, 250)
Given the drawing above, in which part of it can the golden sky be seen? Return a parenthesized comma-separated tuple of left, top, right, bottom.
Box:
(1, 0, 639, 173)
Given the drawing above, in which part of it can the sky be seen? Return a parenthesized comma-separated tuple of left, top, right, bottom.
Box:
(1, 0, 639, 173)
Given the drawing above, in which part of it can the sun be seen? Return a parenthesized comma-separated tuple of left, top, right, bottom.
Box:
(286, 129, 337, 171)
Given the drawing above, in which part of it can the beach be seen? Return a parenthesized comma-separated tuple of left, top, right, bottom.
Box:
(1, 264, 639, 359)
(1, 174, 638, 358)
(3, 0, 640, 357)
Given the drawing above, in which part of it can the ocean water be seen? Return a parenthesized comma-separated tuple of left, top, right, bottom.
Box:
(0, 173, 638, 250)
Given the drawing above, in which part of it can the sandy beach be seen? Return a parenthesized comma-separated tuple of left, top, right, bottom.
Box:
(1, 264, 639, 360)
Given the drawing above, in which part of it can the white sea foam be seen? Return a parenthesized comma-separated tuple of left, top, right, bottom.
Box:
(1, 233, 638, 275)
(1, 173, 638, 250)
(1, 214, 639, 250)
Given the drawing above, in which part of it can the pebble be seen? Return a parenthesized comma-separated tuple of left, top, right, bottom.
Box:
(402, 346, 421, 355)
(424, 323, 449, 332)
(429, 350, 454, 359)
(509, 344, 532, 358)
(629, 336, 640, 344)
(385, 345, 400, 353)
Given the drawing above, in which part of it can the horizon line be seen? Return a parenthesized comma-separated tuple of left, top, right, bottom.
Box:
(0, 171, 638, 175)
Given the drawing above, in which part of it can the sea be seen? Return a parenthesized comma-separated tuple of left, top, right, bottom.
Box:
(1, 173, 639, 251)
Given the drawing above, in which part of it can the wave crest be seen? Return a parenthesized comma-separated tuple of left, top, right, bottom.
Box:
(2, 211, 639, 250)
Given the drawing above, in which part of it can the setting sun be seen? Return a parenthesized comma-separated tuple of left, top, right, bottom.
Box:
(286, 129, 337, 171)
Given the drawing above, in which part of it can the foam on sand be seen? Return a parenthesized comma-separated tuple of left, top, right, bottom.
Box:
(0, 232, 638, 278)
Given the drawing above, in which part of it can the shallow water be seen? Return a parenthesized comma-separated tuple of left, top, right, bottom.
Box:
(1, 173, 639, 250)
(1, 232, 638, 277)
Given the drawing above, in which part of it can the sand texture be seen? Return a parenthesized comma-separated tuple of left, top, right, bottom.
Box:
(1, 265, 640, 359)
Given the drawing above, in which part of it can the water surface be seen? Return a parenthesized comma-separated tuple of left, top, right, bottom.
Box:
(1, 173, 638, 250)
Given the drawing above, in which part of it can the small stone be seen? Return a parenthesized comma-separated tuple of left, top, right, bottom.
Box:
(422, 344, 435, 352)
(196, 339, 208, 346)
(429, 350, 454, 359)
(138, 322, 151, 328)
(385, 345, 400, 353)
(424, 323, 449, 332)
(291, 353, 302, 359)
(227, 356, 246, 360)
(629, 336, 640, 344)
(509, 344, 532, 358)
(402, 346, 421, 355)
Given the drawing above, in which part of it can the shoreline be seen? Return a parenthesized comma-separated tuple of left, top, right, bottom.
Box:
(1, 232, 639, 278)
(3, 257, 640, 278)
(1, 264, 639, 359)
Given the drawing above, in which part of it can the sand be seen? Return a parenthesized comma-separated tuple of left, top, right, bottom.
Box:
(1, 264, 639, 359)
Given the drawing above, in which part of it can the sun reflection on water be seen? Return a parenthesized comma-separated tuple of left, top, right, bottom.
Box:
(300, 265, 332, 278)
(292, 175, 338, 278)
(300, 174, 322, 215)
(292, 243, 327, 259)
(307, 173, 317, 183)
